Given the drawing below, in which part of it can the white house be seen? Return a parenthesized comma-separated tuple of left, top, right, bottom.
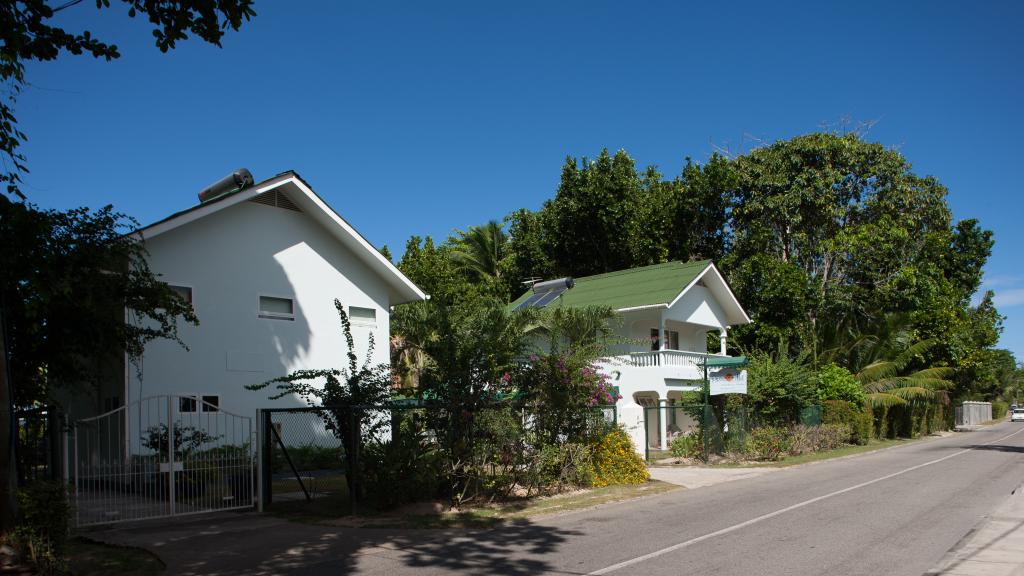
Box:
(117, 169, 426, 421)
(509, 260, 751, 456)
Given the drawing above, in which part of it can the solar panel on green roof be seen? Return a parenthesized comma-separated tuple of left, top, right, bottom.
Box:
(513, 292, 546, 311)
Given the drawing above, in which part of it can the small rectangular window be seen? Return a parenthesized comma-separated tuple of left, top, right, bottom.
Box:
(103, 396, 121, 412)
(168, 284, 193, 304)
(259, 295, 294, 320)
(664, 330, 680, 350)
(349, 306, 376, 325)
(650, 328, 660, 351)
(179, 395, 197, 413)
(201, 395, 220, 412)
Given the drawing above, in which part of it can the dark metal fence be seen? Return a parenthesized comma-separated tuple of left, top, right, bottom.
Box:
(258, 402, 617, 515)
(15, 405, 65, 485)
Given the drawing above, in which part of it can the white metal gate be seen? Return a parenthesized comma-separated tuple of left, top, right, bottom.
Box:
(73, 395, 255, 526)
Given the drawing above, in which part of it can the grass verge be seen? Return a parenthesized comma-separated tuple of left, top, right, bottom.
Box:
(66, 537, 165, 576)
(267, 480, 679, 529)
(753, 437, 915, 467)
(710, 437, 917, 468)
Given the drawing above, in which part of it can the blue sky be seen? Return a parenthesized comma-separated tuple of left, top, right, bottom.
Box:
(15, 0, 1023, 359)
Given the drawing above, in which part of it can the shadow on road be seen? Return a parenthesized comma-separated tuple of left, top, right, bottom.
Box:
(961, 444, 1024, 454)
(90, 511, 585, 575)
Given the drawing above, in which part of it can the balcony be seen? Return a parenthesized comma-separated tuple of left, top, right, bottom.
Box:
(626, 350, 721, 369)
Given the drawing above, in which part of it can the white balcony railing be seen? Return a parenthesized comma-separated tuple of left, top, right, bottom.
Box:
(628, 350, 718, 369)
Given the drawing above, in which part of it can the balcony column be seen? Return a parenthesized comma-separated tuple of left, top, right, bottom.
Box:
(719, 327, 728, 355)
(659, 398, 668, 450)
(659, 312, 667, 352)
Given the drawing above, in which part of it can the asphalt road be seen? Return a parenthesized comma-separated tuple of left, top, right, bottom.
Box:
(93, 421, 1024, 575)
(351, 421, 1024, 576)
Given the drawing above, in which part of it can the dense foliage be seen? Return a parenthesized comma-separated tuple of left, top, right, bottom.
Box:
(9, 481, 70, 575)
(386, 131, 1017, 481)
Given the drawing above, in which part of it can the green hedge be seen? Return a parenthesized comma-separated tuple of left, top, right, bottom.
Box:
(993, 401, 1009, 420)
(822, 400, 871, 445)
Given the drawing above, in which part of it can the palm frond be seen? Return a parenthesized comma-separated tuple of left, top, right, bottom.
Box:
(907, 366, 953, 381)
(884, 386, 935, 402)
(856, 360, 898, 384)
(866, 392, 907, 408)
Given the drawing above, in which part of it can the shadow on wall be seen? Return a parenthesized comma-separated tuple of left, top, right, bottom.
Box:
(245, 250, 312, 410)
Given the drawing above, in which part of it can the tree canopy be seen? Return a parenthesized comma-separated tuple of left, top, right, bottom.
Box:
(390, 132, 1011, 411)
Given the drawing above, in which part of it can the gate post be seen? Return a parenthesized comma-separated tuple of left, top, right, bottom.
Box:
(260, 410, 272, 508)
(167, 399, 175, 516)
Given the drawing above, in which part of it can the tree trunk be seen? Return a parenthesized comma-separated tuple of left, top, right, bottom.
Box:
(0, 302, 17, 532)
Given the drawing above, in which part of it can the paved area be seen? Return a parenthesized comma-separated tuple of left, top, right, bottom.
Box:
(648, 465, 778, 488)
(926, 479, 1024, 576)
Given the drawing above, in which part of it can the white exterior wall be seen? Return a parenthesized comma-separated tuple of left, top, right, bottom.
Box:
(127, 200, 392, 420)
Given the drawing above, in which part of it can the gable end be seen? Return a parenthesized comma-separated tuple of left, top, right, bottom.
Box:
(251, 189, 302, 212)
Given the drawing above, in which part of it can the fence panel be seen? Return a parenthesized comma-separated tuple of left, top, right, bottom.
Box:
(74, 395, 254, 526)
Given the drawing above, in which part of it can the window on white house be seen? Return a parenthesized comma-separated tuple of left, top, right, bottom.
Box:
(349, 306, 376, 326)
(103, 395, 121, 413)
(664, 330, 680, 350)
(650, 328, 660, 351)
(179, 395, 197, 413)
(201, 395, 220, 412)
(168, 284, 193, 304)
(259, 295, 294, 320)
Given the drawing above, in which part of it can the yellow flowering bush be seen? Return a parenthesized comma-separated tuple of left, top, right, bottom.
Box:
(591, 426, 649, 487)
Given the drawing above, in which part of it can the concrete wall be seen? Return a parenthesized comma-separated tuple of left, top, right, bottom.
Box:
(126, 198, 392, 421)
(958, 401, 993, 426)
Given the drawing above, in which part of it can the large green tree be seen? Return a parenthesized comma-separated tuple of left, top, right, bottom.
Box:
(723, 133, 982, 361)
(0, 198, 198, 531)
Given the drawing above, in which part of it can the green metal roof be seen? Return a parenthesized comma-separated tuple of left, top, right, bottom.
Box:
(508, 260, 713, 312)
(705, 355, 748, 367)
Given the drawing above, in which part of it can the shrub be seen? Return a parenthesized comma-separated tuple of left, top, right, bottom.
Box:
(591, 426, 649, 487)
(474, 405, 530, 499)
(669, 434, 701, 459)
(822, 400, 871, 445)
(272, 444, 344, 473)
(992, 401, 1009, 420)
(520, 353, 621, 445)
(746, 354, 817, 426)
(533, 442, 594, 492)
(360, 424, 442, 510)
(748, 427, 790, 461)
(786, 425, 815, 456)
(815, 363, 866, 405)
(811, 424, 851, 452)
(12, 481, 71, 575)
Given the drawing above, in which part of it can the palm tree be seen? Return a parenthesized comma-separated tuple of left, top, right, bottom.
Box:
(450, 220, 507, 281)
(521, 305, 619, 356)
(389, 334, 434, 389)
(389, 304, 438, 390)
(837, 314, 952, 408)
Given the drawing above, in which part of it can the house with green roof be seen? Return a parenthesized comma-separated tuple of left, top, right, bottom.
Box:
(510, 260, 751, 455)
